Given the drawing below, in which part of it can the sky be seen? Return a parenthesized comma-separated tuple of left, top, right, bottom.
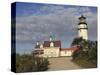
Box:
(13, 2, 97, 54)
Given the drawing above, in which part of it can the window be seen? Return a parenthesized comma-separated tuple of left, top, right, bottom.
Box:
(65, 51, 67, 54)
(50, 42, 54, 47)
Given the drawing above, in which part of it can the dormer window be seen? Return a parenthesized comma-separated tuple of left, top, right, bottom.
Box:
(50, 42, 54, 47)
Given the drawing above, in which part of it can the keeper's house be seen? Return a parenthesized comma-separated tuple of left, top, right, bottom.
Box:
(33, 36, 79, 57)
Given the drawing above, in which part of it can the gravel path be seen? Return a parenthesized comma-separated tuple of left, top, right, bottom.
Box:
(48, 57, 82, 71)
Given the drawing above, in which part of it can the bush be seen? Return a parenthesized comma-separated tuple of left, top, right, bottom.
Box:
(16, 54, 49, 73)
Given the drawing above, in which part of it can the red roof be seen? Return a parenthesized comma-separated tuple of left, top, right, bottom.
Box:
(35, 40, 61, 48)
(61, 47, 79, 51)
(43, 41, 61, 47)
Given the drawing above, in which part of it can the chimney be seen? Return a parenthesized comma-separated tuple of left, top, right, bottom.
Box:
(36, 41, 39, 45)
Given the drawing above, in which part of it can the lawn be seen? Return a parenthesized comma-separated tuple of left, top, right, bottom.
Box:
(72, 58, 97, 68)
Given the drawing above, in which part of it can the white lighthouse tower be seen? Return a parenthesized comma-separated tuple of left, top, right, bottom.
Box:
(78, 15, 88, 40)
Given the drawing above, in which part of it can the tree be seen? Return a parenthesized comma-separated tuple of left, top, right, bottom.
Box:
(71, 37, 87, 60)
(71, 37, 97, 67)
(71, 37, 85, 46)
(87, 41, 97, 64)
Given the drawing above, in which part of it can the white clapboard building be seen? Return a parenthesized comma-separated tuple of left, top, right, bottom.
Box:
(33, 36, 79, 57)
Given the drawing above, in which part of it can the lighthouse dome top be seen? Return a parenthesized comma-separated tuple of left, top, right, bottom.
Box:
(79, 15, 86, 20)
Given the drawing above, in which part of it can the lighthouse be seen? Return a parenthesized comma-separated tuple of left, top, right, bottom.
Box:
(78, 15, 88, 40)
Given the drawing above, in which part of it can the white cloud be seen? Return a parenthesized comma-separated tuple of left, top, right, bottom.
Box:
(15, 5, 97, 44)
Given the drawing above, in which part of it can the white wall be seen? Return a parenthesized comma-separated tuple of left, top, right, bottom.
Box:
(60, 50, 73, 56)
(43, 47, 60, 57)
(78, 24, 88, 40)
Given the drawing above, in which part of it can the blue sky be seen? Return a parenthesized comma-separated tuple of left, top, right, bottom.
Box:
(16, 2, 97, 16)
(14, 2, 97, 54)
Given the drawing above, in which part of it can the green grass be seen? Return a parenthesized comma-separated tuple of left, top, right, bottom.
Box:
(72, 58, 97, 68)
